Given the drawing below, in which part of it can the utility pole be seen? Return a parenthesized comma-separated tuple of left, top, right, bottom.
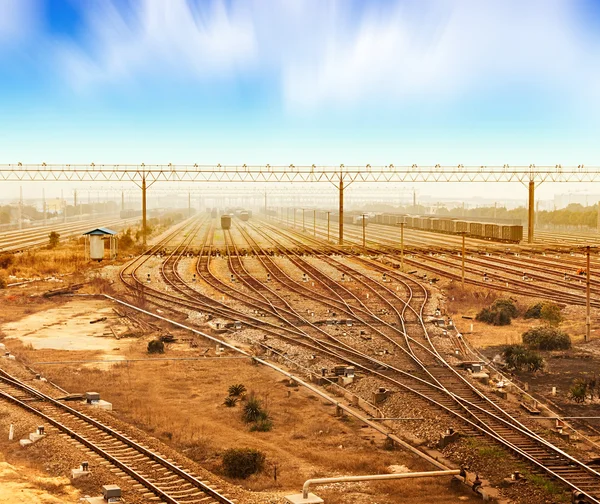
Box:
(42, 188, 47, 226)
(586, 246, 591, 342)
(339, 169, 344, 245)
(62, 189, 66, 223)
(74, 189, 77, 209)
(302, 208, 305, 231)
(264, 190, 267, 217)
(313, 209, 316, 237)
(188, 192, 191, 218)
(400, 222, 404, 272)
(18, 186, 22, 230)
(362, 214, 367, 251)
(528, 180, 535, 243)
(142, 175, 147, 246)
(461, 232, 466, 288)
(327, 211, 331, 242)
(294, 208, 296, 228)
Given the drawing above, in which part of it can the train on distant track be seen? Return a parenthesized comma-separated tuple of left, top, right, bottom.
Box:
(315, 211, 523, 243)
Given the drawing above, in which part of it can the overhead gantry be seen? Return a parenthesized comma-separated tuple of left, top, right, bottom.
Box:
(2, 163, 599, 245)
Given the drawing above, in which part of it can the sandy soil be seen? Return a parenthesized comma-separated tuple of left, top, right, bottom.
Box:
(2, 298, 136, 363)
(0, 457, 79, 504)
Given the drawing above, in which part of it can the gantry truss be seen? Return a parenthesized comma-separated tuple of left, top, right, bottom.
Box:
(1, 164, 599, 183)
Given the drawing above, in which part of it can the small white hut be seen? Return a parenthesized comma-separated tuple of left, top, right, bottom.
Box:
(83, 227, 118, 261)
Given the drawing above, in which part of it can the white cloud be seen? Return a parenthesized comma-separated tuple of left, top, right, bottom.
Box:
(60, 0, 257, 90)
(0, 0, 39, 47)
(281, 0, 600, 111)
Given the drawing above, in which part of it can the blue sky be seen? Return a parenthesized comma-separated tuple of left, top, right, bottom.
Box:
(1, 0, 600, 172)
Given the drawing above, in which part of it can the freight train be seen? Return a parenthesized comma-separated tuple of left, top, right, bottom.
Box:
(314, 211, 523, 243)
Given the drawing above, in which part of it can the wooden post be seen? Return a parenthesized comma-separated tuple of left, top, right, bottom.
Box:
(400, 222, 404, 272)
(586, 245, 591, 342)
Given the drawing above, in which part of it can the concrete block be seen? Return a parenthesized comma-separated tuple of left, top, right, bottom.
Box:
(285, 493, 324, 504)
(29, 432, 45, 443)
(89, 399, 112, 411)
(83, 498, 105, 504)
(102, 485, 121, 500)
(71, 468, 91, 480)
(19, 439, 33, 447)
(86, 392, 100, 402)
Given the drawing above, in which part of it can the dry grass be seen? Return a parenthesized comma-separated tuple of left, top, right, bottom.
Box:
(0, 240, 88, 280)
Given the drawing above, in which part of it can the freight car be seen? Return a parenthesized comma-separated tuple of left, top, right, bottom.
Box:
(239, 211, 249, 221)
(366, 212, 522, 243)
(221, 215, 231, 230)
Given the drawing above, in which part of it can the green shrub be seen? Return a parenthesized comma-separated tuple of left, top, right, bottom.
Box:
(524, 302, 544, 319)
(503, 344, 544, 372)
(249, 418, 273, 432)
(222, 448, 265, 479)
(491, 298, 518, 318)
(476, 298, 517, 326)
(242, 395, 268, 424)
(569, 379, 588, 403)
(147, 339, 165, 354)
(540, 303, 562, 326)
(224, 396, 238, 408)
(228, 384, 247, 397)
(522, 326, 571, 350)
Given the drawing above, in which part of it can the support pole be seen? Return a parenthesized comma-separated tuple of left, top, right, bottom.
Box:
(62, 189, 66, 223)
(313, 209, 316, 237)
(188, 192, 191, 218)
(121, 191, 125, 211)
(400, 222, 404, 272)
(586, 245, 591, 343)
(327, 212, 331, 242)
(597, 201, 600, 234)
(362, 214, 366, 251)
(462, 232, 466, 288)
(74, 190, 77, 209)
(18, 186, 22, 230)
(264, 190, 267, 217)
(339, 172, 344, 245)
(302, 209, 305, 231)
(528, 180, 535, 244)
(294, 208, 296, 228)
(43, 188, 46, 226)
(142, 176, 147, 246)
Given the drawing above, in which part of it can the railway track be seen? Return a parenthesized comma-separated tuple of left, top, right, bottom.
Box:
(0, 215, 137, 252)
(0, 368, 234, 504)
(246, 218, 600, 501)
(113, 214, 600, 501)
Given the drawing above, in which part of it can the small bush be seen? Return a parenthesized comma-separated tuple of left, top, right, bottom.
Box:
(222, 448, 265, 479)
(569, 379, 588, 403)
(503, 344, 544, 372)
(0, 276, 6, 289)
(249, 418, 273, 432)
(491, 298, 518, 318)
(522, 326, 571, 350)
(224, 396, 239, 408)
(228, 384, 247, 397)
(147, 339, 165, 354)
(540, 303, 562, 326)
(0, 254, 13, 269)
(242, 395, 268, 424)
(476, 298, 517, 326)
(48, 231, 60, 249)
(524, 302, 544, 319)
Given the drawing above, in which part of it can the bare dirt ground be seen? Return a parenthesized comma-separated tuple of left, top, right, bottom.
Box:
(0, 291, 479, 504)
